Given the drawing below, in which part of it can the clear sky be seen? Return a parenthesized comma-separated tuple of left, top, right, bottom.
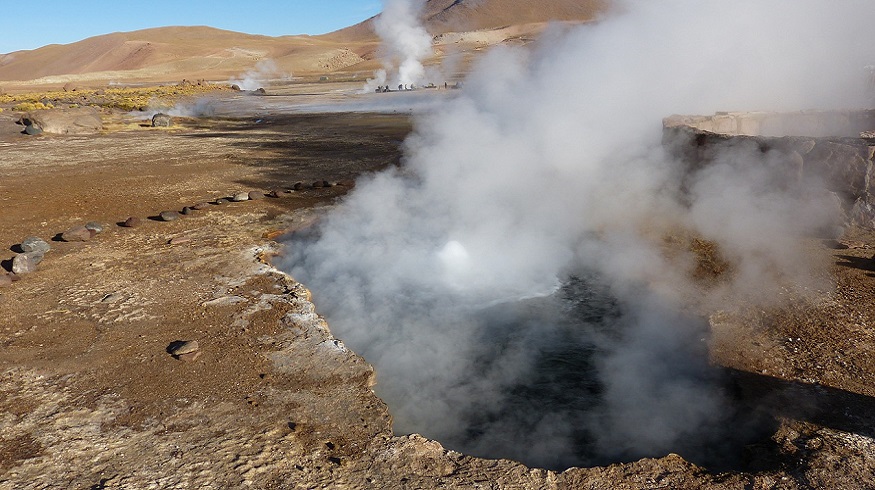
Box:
(0, 0, 383, 54)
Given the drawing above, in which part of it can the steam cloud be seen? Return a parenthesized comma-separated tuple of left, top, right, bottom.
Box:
(229, 59, 290, 91)
(284, 0, 875, 468)
(366, 0, 434, 91)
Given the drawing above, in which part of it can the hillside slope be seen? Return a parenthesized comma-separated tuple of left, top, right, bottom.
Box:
(326, 0, 606, 40)
(0, 0, 606, 86)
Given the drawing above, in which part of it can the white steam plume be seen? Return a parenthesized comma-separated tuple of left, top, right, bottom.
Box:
(229, 59, 290, 91)
(284, 0, 875, 469)
(366, 0, 433, 91)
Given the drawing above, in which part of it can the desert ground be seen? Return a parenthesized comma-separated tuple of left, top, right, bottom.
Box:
(1, 82, 875, 489)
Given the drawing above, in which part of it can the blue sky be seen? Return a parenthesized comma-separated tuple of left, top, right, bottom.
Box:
(0, 1, 382, 54)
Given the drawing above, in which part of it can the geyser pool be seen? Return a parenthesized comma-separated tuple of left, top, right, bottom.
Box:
(281, 0, 875, 472)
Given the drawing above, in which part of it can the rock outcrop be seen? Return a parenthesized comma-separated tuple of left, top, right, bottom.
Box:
(664, 110, 875, 227)
(23, 107, 103, 135)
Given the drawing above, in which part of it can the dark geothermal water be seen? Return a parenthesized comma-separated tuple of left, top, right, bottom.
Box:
(428, 274, 773, 470)
(282, 230, 776, 471)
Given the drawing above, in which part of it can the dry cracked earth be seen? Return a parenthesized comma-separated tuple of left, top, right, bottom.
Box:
(2, 94, 875, 489)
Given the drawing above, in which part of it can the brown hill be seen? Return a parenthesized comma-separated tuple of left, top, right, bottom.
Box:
(0, 26, 371, 86)
(326, 0, 606, 40)
(0, 0, 606, 88)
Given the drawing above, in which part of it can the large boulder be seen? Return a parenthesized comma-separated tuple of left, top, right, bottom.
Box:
(151, 113, 172, 127)
(25, 107, 102, 135)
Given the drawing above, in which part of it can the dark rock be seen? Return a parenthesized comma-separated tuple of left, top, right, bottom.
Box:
(122, 217, 141, 228)
(20, 236, 50, 254)
(312, 181, 324, 189)
(151, 113, 172, 127)
(168, 340, 201, 361)
(267, 189, 284, 198)
(169, 340, 200, 355)
(215, 198, 230, 205)
(322, 180, 334, 188)
(248, 190, 265, 200)
(230, 84, 241, 91)
(192, 202, 211, 210)
(84, 222, 104, 234)
(12, 252, 43, 274)
(232, 192, 249, 202)
(101, 293, 122, 303)
(61, 226, 92, 242)
(159, 211, 180, 222)
(24, 124, 42, 136)
(292, 182, 305, 191)
(181, 207, 194, 215)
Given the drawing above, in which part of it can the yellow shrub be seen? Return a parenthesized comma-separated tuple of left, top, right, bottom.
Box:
(12, 102, 53, 111)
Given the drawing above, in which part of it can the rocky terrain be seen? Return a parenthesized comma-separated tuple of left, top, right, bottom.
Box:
(0, 87, 874, 488)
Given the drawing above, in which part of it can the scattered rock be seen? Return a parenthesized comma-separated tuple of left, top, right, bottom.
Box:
(152, 113, 173, 127)
(230, 84, 241, 91)
(169, 340, 200, 356)
(252, 88, 266, 95)
(232, 192, 250, 202)
(159, 211, 180, 222)
(122, 217, 141, 228)
(168, 340, 202, 362)
(248, 190, 265, 200)
(322, 180, 334, 188)
(293, 182, 305, 191)
(192, 202, 211, 210)
(84, 221, 104, 234)
(20, 236, 50, 254)
(24, 124, 42, 136)
(267, 189, 284, 198)
(312, 181, 324, 189)
(12, 252, 43, 274)
(181, 206, 194, 215)
(61, 225, 92, 242)
(215, 198, 230, 205)
(100, 293, 122, 303)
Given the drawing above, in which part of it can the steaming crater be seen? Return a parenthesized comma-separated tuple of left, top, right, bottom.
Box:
(282, 0, 875, 473)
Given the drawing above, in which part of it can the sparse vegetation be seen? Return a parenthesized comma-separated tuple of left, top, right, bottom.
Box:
(12, 101, 54, 111)
(0, 83, 231, 112)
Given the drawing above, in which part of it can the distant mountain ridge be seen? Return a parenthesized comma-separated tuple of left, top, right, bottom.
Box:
(0, 0, 605, 86)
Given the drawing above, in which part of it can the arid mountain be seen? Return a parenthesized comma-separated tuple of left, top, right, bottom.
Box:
(0, 26, 371, 86)
(328, 0, 606, 40)
(0, 0, 606, 87)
